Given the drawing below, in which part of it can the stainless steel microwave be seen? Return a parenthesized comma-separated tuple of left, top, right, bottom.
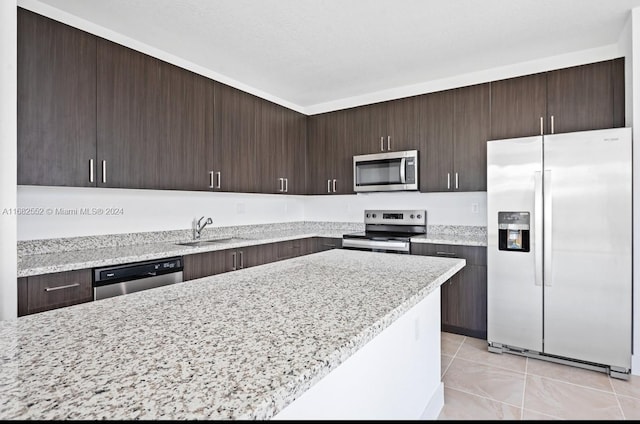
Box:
(353, 150, 418, 192)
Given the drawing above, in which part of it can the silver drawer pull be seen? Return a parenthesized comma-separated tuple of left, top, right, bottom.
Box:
(436, 251, 457, 256)
(45, 283, 80, 292)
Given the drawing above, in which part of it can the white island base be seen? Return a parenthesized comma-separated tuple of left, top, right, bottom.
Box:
(274, 286, 443, 420)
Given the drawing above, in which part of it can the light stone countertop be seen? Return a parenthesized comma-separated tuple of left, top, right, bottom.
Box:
(1, 249, 465, 420)
(17, 222, 486, 277)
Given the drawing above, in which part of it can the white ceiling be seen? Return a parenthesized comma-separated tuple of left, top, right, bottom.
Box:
(26, 0, 640, 111)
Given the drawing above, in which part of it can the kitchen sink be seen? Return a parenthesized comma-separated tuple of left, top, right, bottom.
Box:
(175, 237, 247, 247)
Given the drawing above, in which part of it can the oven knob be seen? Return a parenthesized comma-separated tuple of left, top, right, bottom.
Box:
(410, 214, 415, 219)
(417, 214, 422, 219)
(372, 214, 377, 218)
(366, 213, 370, 218)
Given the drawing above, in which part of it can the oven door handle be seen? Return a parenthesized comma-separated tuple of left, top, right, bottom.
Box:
(400, 157, 406, 184)
(342, 238, 410, 252)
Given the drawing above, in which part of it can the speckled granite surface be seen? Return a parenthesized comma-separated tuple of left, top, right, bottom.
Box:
(17, 222, 484, 277)
(17, 223, 363, 277)
(412, 225, 487, 246)
(1, 249, 465, 420)
(17, 222, 364, 256)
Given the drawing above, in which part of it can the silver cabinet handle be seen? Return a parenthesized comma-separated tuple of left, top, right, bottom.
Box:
(89, 159, 94, 183)
(380, 136, 384, 151)
(332, 179, 337, 193)
(387, 136, 391, 151)
(447, 173, 451, 190)
(540, 116, 544, 135)
(216, 172, 221, 189)
(284, 178, 288, 193)
(44, 283, 80, 292)
(436, 251, 457, 256)
(455, 172, 459, 190)
(209, 171, 214, 189)
(551, 115, 555, 134)
(239, 251, 244, 269)
(544, 169, 552, 286)
(534, 171, 543, 286)
(101, 160, 107, 184)
(279, 177, 284, 192)
(327, 179, 331, 193)
(232, 252, 237, 271)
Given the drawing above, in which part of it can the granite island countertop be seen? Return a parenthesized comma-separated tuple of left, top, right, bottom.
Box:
(17, 222, 485, 277)
(1, 249, 465, 420)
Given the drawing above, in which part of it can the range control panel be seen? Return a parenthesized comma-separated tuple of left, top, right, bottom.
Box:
(364, 209, 426, 226)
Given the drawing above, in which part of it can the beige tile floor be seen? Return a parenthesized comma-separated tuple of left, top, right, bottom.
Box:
(438, 332, 640, 420)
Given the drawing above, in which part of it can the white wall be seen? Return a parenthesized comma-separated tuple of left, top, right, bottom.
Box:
(17, 186, 305, 240)
(623, 7, 640, 375)
(305, 192, 486, 226)
(0, 0, 18, 320)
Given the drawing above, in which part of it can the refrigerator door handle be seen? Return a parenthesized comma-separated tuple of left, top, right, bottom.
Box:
(544, 169, 552, 286)
(534, 171, 543, 286)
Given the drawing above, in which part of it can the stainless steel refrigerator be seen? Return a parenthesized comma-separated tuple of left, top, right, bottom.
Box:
(486, 127, 632, 379)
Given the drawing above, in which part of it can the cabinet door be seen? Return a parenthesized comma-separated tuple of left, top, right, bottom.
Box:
(183, 249, 229, 281)
(213, 84, 261, 192)
(17, 8, 97, 187)
(453, 83, 490, 191)
(411, 243, 487, 339)
(306, 114, 333, 194)
(358, 103, 387, 154)
(613, 57, 626, 128)
(328, 110, 355, 194)
(20, 269, 93, 316)
(97, 41, 208, 190)
(258, 101, 284, 194)
(312, 237, 343, 253)
(418, 90, 454, 192)
(547, 60, 615, 134)
(282, 108, 307, 194)
(386, 96, 420, 152)
(490, 73, 547, 140)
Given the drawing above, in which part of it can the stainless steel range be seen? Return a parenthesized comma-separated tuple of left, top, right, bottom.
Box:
(342, 209, 426, 253)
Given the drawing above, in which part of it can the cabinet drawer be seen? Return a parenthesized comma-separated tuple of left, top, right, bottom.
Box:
(20, 269, 93, 316)
(410, 243, 486, 266)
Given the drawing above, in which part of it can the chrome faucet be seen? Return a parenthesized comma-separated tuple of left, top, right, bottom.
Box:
(193, 216, 213, 240)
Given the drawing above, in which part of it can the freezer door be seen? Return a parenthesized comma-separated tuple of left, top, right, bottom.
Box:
(487, 136, 543, 352)
(543, 128, 631, 369)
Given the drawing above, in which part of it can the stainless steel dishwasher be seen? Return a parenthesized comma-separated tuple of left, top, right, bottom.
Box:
(93, 257, 183, 300)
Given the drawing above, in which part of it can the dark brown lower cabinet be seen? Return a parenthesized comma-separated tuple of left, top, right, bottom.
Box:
(312, 237, 342, 252)
(183, 244, 276, 281)
(411, 243, 487, 339)
(18, 269, 93, 316)
(183, 237, 343, 282)
(274, 239, 314, 261)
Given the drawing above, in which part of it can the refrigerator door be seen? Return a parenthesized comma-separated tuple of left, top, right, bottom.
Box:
(487, 136, 543, 352)
(543, 127, 632, 369)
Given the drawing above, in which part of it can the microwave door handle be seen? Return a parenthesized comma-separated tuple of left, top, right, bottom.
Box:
(400, 158, 406, 183)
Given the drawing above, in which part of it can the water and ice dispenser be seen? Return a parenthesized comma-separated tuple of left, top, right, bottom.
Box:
(498, 212, 530, 252)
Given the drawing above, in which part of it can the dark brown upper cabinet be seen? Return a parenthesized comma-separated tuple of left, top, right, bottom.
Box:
(418, 83, 490, 192)
(491, 59, 625, 140)
(257, 101, 307, 194)
(212, 83, 262, 193)
(355, 98, 420, 154)
(307, 110, 356, 195)
(490, 72, 547, 140)
(281, 108, 308, 194)
(418, 89, 454, 192)
(17, 8, 97, 187)
(547, 59, 621, 134)
(452, 83, 491, 192)
(97, 40, 209, 190)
